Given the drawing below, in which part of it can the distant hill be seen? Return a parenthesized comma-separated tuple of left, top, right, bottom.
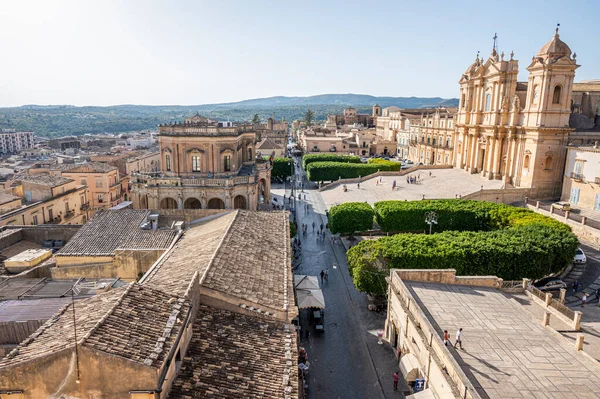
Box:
(0, 94, 458, 138)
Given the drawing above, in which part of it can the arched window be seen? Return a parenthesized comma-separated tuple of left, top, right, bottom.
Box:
(524, 155, 530, 170)
(485, 92, 492, 111)
(165, 155, 171, 171)
(552, 86, 562, 104)
(545, 156, 553, 170)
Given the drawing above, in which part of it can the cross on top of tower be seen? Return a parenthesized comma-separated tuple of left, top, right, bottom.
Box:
(493, 33, 498, 52)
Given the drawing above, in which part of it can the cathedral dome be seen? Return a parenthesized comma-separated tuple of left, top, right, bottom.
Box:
(537, 29, 572, 60)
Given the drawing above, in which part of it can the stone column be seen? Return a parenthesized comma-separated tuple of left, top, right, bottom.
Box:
(492, 136, 502, 179)
(575, 334, 585, 351)
(469, 134, 477, 172)
(503, 137, 514, 182)
(559, 288, 567, 304)
(472, 139, 481, 173)
(544, 292, 552, 307)
(573, 311, 582, 330)
(542, 312, 551, 327)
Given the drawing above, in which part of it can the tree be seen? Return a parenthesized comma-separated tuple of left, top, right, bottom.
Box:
(328, 202, 375, 236)
(252, 114, 260, 124)
(305, 108, 314, 126)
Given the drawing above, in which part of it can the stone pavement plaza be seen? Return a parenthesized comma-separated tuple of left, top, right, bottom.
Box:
(320, 169, 505, 207)
(406, 281, 600, 399)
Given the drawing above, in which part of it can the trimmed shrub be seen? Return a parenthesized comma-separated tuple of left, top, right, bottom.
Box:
(346, 200, 579, 296)
(329, 202, 375, 235)
(306, 161, 400, 182)
(271, 157, 293, 179)
(289, 220, 297, 238)
(302, 154, 360, 169)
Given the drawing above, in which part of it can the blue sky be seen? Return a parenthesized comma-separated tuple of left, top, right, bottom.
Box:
(0, 0, 597, 106)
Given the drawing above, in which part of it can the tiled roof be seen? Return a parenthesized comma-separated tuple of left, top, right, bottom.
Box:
(573, 82, 600, 92)
(20, 173, 73, 187)
(0, 284, 190, 370)
(51, 162, 117, 173)
(257, 138, 284, 150)
(168, 305, 298, 399)
(83, 284, 190, 368)
(57, 210, 177, 256)
(0, 193, 20, 204)
(143, 211, 236, 296)
(0, 286, 125, 367)
(202, 211, 293, 314)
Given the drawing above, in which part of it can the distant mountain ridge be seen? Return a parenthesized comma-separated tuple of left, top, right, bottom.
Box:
(204, 94, 458, 109)
(0, 94, 458, 137)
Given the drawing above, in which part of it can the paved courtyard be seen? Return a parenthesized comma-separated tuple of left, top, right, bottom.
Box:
(407, 281, 600, 399)
(320, 169, 505, 207)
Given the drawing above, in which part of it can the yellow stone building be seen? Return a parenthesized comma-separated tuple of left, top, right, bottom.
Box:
(454, 29, 578, 198)
(131, 117, 271, 210)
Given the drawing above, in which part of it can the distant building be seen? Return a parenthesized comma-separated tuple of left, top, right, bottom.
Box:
(326, 106, 377, 129)
(414, 108, 456, 165)
(131, 116, 271, 210)
(0, 129, 34, 155)
(48, 136, 81, 151)
(561, 144, 600, 211)
(0, 174, 88, 226)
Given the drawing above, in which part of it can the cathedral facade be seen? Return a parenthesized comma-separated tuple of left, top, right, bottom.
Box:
(454, 29, 578, 198)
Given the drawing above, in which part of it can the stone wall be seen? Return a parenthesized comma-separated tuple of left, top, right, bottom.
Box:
(2, 224, 81, 245)
(393, 269, 502, 288)
(152, 208, 228, 225)
(460, 187, 531, 204)
(526, 204, 600, 246)
(0, 228, 23, 250)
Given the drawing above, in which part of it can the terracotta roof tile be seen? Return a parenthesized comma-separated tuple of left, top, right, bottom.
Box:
(202, 211, 294, 314)
(57, 210, 177, 256)
(0, 284, 190, 370)
(168, 305, 298, 399)
(142, 212, 237, 296)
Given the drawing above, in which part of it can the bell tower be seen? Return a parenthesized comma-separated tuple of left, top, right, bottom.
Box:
(522, 28, 579, 128)
(372, 104, 381, 118)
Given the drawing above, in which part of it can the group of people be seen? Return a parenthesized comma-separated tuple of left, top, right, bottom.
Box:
(406, 175, 419, 184)
(319, 268, 329, 283)
(443, 328, 464, 350)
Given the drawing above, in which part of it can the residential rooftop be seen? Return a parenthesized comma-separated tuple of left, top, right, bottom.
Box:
(168, 304, 297, 399)
(404, 279, 600, 398)
(19, 173, 74, 187)
(0, 283, 190, 370)
(143, 210, 294, 318)
(56, 210, 178, 257)
(0, 193, 20, 205)
(50, 162, 118, 173)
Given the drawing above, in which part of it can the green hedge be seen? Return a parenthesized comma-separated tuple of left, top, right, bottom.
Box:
(289, 220, 297, 238)
(271, 157, 293, 179)
(345, 200, 579, 296)
(306, 161, 400, 182)
(302, 154, 361, 169)
(329, 202, 374, 235)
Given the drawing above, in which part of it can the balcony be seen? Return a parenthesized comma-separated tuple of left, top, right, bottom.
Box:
(571, 172, 584, 181)
(595, 177, 600, 185)
(80, 202, 90, 210)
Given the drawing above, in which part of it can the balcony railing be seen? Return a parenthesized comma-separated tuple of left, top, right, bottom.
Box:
(571, 172, 584, 181)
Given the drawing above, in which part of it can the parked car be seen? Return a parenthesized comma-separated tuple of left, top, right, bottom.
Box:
(551, 201, 571, 211)
(360, 157, 369, 163)
(534, 278, 567, 292)
(42, 239, 54, 249)
(574, 247, 587, 264)
(405, 160, 414, 165)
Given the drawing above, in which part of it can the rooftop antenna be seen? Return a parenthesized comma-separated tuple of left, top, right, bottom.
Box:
(71, 281, 81, 384)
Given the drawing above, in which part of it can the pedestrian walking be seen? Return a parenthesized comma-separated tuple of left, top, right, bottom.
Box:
(582, 292, 589, 307)
(443, 330, 450, 346)
(320, 223, 323, 232)
(429, 171, 432, 177)
(392, 180, 397, 191)
(325, 268, 329, 280)
(357, 182, 360, 189)
(312, 221, 315, 232)
(320, 270, 325, 284)
(573, 280, 580, 293)
(379, 176, 383, 183)
(325, 223, 329, 230)
(393, 372, 399, 391)
(453, 328, 464, 349)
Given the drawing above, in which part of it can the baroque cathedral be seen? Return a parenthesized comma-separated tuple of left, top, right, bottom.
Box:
(454, 28, 579, 198)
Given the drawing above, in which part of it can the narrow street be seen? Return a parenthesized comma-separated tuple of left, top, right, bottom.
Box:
(272, 158, 406, 398)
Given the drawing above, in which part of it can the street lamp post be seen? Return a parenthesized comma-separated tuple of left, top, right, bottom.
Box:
(425, 211, 438, 235)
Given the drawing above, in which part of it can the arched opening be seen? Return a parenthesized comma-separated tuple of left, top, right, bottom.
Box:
(140, 195, 148, 209)
(553, 85, 562, 104)
(485, 92, 492, 111)
(258, 179, 267, 204)
(545, 156, 553, 170)
(184, 198, 202, 209)
(524, 155, 530, 170)
(233, 195, 247, 209)
(160, 197, 177, 209)
(208, 198, 225, 209)
(461, 93, 466, 109)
